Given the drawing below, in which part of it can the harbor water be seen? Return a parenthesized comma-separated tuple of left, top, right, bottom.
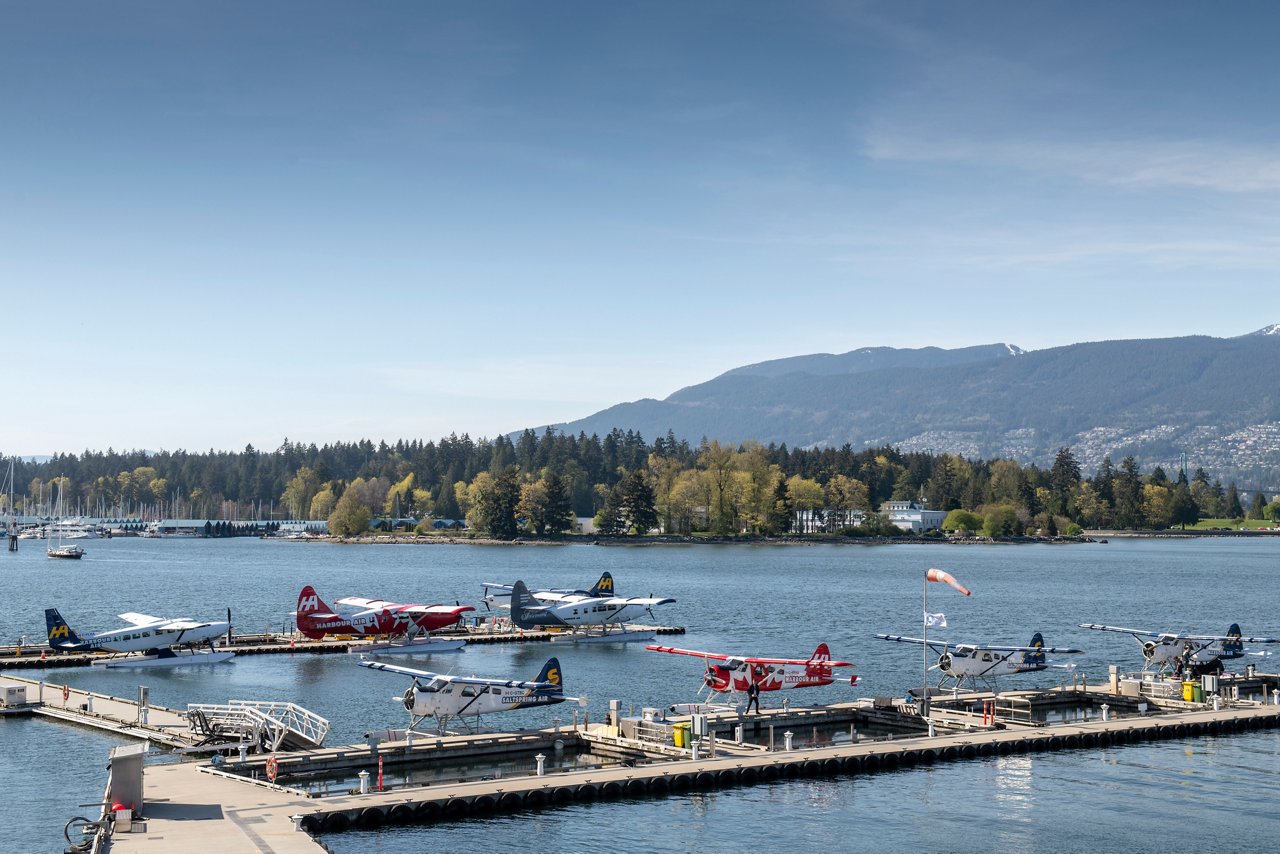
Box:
(2, 536, 1279, 852)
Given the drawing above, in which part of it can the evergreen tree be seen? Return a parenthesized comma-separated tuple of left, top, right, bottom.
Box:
(618, 469, 658, 535)
(1169, 484, 1199, 530)
(1225, 482, 1244, 518)
(543, 472, 574, 535)
(1248, 491, 1268, 520)
(1049, 447, 1081, 516)
(765, 476, 792, 535)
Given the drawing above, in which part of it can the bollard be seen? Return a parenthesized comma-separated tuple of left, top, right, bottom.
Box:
(708, 732, 716, 758)
(784, 731, 794, 751)
(535, 753, 546, 776)
(38, 681, 44, 703)
(1100, 703, 1110, 722)
(734, 725, 743, 743)
(1212, 695, 1221, 711)
(850, 724, 856, 744)
(692, 742, 700, 761)
(1273, 690, 1279, 707)
(927, 719, 935, 738)
(239, 746, 248, 762)
(405, 730, 415, 748)
(358, 770, 370, 795)
(85, 694, 93, 714)
(553, 718, 561, 735)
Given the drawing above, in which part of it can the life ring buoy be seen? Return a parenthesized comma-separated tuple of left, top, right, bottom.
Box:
(62, 685, 70, 702)
(265, 756, 279, 782)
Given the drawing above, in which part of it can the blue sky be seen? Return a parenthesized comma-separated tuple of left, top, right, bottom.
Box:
(3, 1, 1277, 454)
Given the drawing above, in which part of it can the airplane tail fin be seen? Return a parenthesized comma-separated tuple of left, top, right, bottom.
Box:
(810, 642, 832, 663)
(589, 572, 615, 597)
(510, 580, 538, 630)
(533, 657, 564, 696)
(1025, 632, 1046, 666)
(45, 608, 83, 649)
(1224, 623, 1244, 657)
(295, 585, 335, 639)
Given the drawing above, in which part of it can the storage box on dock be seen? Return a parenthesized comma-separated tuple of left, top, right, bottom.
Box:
(0, 682, 27, 707)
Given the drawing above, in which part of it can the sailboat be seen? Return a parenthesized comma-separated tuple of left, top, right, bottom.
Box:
(48, 478, 84, 560)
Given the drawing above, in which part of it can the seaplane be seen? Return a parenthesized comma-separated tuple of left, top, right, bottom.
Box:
(1078, 622, 1278, 674)
(875, 632, 1083, 692)
(358, 656, 585, 733)
(507, 579, 675, 642)
(44, 607, 234, 668)
(647, 642, 858, 711)
(295, 585, 475, 654)
(481, 571, 616, 611)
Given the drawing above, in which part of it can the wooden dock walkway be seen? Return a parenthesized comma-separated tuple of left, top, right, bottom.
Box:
(90, 691, 1280, 852)
(0, 625, 685, 669)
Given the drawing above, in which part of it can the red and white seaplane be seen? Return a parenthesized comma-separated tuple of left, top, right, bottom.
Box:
(647, 642, 857, 711)
(294, 585, 474, 654)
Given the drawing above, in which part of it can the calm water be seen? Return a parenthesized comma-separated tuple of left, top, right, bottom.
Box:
(2, 536, 1279, 852)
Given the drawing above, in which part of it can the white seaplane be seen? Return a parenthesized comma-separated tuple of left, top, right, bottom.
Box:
(358, 656, 585, 733)
(45, 607, 234, 668)
(481, 571, 616, 611)
(875, 632, 1082, 692)
(507, 579, 675, 642)
(1078, 622, 1278, 674)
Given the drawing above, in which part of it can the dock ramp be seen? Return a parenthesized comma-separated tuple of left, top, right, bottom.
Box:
(186, 700, 330, 752)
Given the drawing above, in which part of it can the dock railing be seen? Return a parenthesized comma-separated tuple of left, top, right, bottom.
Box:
(186, 700, 330, 751)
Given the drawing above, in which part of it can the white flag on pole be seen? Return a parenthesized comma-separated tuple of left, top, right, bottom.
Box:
(924, 611, 948, 628)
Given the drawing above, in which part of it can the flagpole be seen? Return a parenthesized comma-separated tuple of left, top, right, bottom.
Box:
(922, 573, 929, 719)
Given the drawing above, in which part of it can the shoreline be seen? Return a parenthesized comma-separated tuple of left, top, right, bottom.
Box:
(322, 533, 1102, 547)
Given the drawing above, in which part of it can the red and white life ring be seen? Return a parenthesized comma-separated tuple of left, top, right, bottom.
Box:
(265, 756, 279, 782)
(62, 684, 70, 702)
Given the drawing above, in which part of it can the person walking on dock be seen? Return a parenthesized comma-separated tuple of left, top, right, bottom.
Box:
(746, 680, 760, 715)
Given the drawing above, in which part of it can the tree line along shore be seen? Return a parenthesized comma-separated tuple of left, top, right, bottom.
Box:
(10, 430, 1277, 540)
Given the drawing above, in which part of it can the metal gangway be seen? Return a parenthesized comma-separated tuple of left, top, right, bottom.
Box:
(185, 700, 330, 752)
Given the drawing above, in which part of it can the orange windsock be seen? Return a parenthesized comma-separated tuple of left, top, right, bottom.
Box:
(926, 567, 971, 596)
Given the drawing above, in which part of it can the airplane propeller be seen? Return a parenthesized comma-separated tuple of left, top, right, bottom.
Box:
(937, 652, 954, 673)
(1142, 641, 1158, 660)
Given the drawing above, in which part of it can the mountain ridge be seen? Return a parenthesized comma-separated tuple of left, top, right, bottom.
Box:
(539, 329, 1280, 477)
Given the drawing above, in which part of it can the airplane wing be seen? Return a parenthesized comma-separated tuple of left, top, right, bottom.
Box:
(971, 644, 1084, 654)
(118, 612, 167, 627)
(874, 634, 950, 655)
(646, 644, 733, 662)
(399, 604, 476, 614)
(337, 596, 397, 612)
(358, 659, 556, 690)
(1078, 623, 1161, 637)
(358, 660, 442, 679)
(602, 596, 677, 607)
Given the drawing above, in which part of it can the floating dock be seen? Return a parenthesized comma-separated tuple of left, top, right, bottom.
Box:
(72, 671, 1280, 853)
(0, 624, 686, 669)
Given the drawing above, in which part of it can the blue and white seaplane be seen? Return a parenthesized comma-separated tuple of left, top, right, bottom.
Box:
(1078, 622, 1278, 674)
(359, 657, 585, 733)
(45, 607, 234, 668)
(875, 632, 1082, 692)
(481, 571, 617, 611)
(506, 579, 675, 643)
